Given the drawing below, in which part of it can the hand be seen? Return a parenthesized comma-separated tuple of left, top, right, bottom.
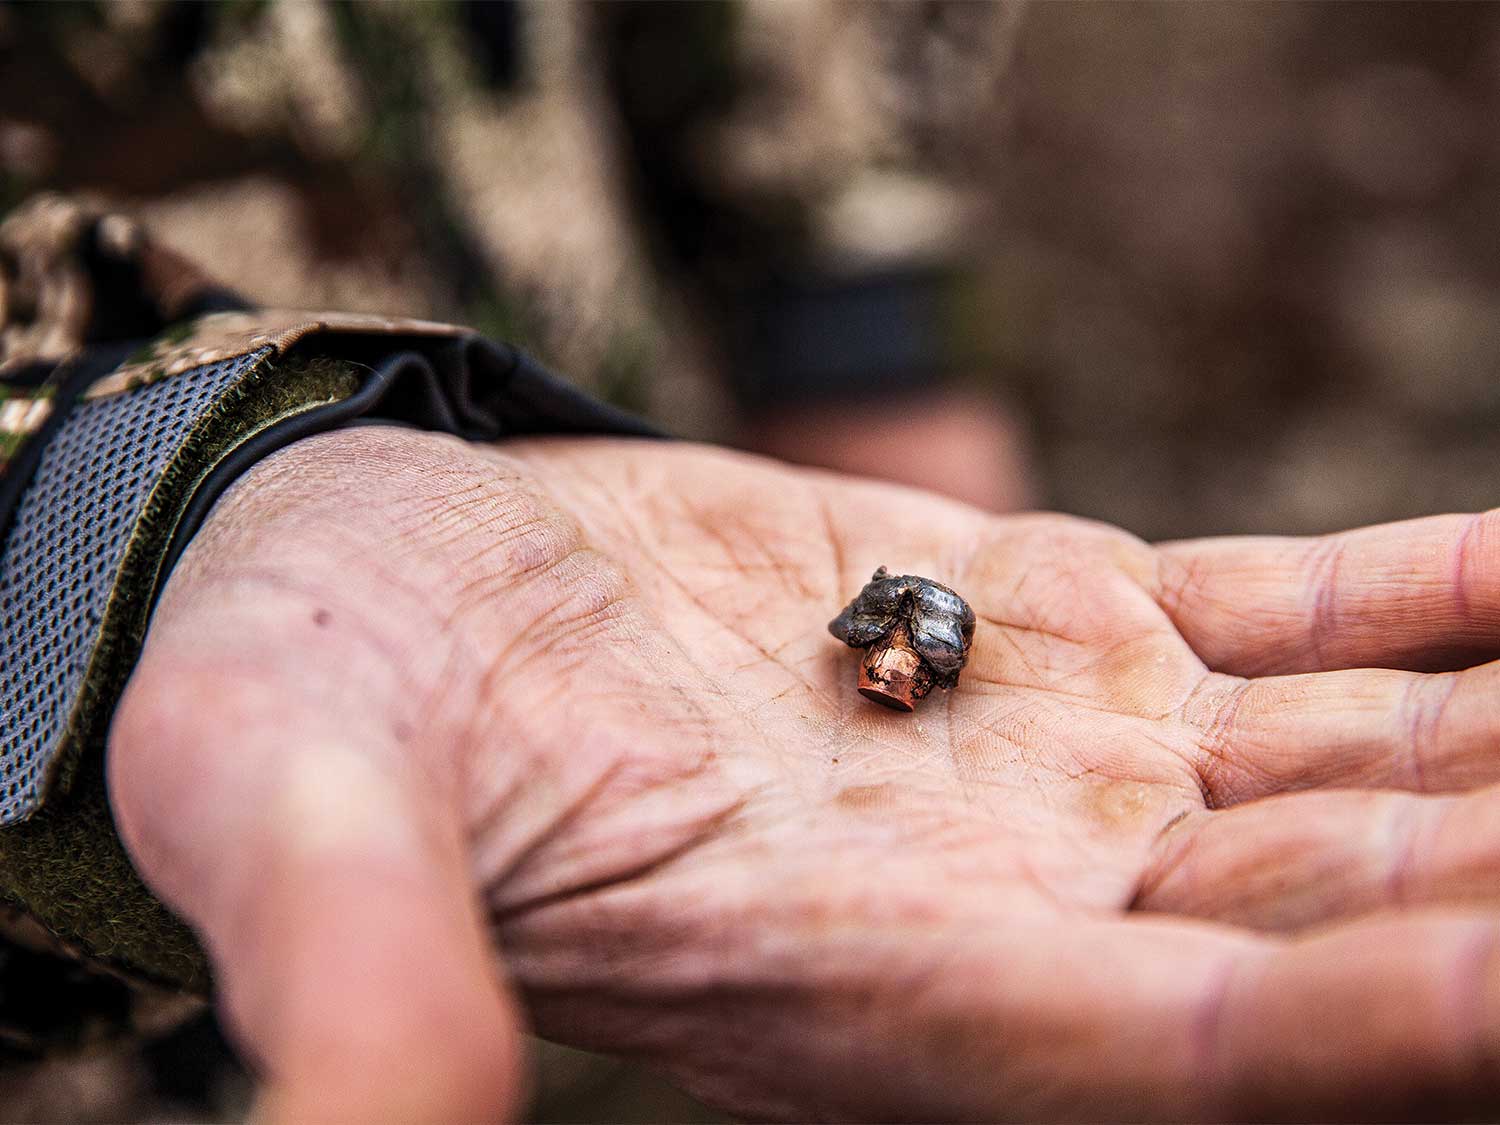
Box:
(109, 429, 1500, 1121)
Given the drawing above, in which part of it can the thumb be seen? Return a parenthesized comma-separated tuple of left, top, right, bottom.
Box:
(107, 572, 524, 1123)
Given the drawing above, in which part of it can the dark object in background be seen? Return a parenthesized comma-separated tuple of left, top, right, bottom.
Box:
(0, 937, 132, 1061)
(138, 1012, 248, 1112)
(829, 566, 976, 711)
(460, 0, 524, 92)
(739, 268, 968, 409)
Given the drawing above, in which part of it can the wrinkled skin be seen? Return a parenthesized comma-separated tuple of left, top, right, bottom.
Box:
(828, 567, 978, 686)
(109, 429, 1500, 1122)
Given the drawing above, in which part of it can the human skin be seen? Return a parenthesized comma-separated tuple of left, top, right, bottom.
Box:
(739, 387, 1037, 512)
(107, 428, 1500, 1122)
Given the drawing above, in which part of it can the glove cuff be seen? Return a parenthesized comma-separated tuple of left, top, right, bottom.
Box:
(0, 314, 658, 993)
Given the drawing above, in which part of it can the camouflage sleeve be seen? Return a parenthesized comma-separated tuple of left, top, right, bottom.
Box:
(0, 195, 661, 1032)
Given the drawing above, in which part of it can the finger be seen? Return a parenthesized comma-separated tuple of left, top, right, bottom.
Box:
(1132, 785, 1500, 932)
(902, 912, 1500, 1119)
(108, 594, 523, 1123)
(1157, 510, 1500, 676)
(1207, 912, 1500, 1119)
(1181, 662, 1500, 804)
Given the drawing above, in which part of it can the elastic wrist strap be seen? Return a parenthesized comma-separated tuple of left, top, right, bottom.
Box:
(732, 267, 980, 409)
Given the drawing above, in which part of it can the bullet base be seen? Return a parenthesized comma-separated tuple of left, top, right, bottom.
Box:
(857, 625, 933, 712)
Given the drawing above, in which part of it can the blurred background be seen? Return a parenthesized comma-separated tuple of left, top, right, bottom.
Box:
(5, 0, 1500, 1119)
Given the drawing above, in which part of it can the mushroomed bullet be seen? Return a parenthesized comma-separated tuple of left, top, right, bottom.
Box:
(828, 566, 976, 711)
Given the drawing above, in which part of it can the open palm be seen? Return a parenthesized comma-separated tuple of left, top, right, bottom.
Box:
(111, 429, 1500, 1121)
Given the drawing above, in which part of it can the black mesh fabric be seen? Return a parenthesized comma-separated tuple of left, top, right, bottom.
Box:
(0, 349, 271, 825)
(0, 331, 660, 836)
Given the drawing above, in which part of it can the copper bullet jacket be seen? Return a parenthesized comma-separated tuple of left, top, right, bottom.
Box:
(856, 622, 931, 711)
(829, 567, 976, 711)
